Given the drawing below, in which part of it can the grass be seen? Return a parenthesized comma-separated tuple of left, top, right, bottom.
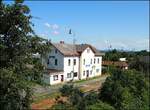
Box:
(33, 92, 61, 104)
(74, 74, 108, 84)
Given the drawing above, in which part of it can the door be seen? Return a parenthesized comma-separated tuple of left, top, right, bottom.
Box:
(86, 70, 89, 78)
(61, 75, 64, 82)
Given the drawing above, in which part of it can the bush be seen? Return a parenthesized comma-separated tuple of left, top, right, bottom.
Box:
(59, 84, 74, 96)
(99, 69, 149, 110)
(84, 92, 99, 105)
(87, 101, 115, 110)
(51, 102, 75, 110)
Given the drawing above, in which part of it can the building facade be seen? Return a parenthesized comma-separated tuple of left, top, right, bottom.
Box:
(43, 42, 104, 85)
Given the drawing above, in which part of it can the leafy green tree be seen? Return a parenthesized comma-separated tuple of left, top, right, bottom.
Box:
(0, 68, 32, 109)
(84, 92, 99, 105)
(0, 0, 50, 109)
(99, 69, 149, 110)
(59, 84, 74, 96)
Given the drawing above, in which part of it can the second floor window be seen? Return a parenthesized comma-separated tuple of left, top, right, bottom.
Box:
(68, 59, 71, 66)
(73, 59, 76, 65)
(55, 59, 58, 65)
(91, 59, 92, 64)
(94, 58, 96, 64)
(97, 58, 99, 64)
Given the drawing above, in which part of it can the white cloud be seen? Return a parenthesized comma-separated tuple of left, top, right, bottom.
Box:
(45, 23, 51, 28)
(44, 23, 59, 30)
(52, 31, 59, 35)
(51, 24, 59, 30)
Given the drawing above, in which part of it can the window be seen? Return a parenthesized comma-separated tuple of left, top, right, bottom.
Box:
(55, 49, 57, 54)
(53, 75, 58, 81)
(94, 58, 96, 64)
(91, 59, 92, 64)
(47, 59, 49, 64)
(87, 49, 90, 53)
(73, 59, 76, 65)
(68, 59, 71, 66)
(74, 72, 77, 77)
(83, 71, 85, 76)
(55, 59, 58, 65)
(67, 73, 71, 78)
(83, 59, 85, 65)
(90, 70, 92, 75)
(96, 69, 99, 73)
(97, 58, 99, 64)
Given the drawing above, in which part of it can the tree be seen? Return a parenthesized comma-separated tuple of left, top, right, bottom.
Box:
(0, 0, 50, 109)
(99, 69, 149, 110)
(59, 84, 74, 97)
(0, 68, 32, 109)
(87, 101, 115, 110)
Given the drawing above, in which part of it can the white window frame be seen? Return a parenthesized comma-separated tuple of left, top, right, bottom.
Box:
(53, 75, 58, 81)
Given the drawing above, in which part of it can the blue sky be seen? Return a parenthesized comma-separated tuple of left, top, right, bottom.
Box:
(18, 1, 150, 50)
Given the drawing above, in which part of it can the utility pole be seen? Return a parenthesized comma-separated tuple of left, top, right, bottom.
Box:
(69, 29, 76, 81)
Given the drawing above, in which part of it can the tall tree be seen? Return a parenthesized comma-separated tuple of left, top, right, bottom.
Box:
(0, 0, 50, 109)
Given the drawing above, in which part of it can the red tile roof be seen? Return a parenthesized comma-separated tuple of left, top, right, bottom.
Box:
(102, 61, 128, 67)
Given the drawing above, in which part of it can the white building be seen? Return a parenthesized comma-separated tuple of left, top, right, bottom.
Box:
(43, 41, 104, 85)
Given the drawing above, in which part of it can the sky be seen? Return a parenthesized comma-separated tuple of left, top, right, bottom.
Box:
(10, 1, 150, 51)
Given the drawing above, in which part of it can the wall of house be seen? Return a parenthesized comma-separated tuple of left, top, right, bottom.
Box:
(94, 56, 102, 76)
(47, 46, 64, 70)
(43, 74, 50, 84)
(64, 57, 79, 81)
(50, 73, 63, 85)
(79, 47, 102, 80)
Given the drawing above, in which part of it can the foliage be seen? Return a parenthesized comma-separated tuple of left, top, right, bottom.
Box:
(0, 68, 32, 110)
(59, 84, 74, 96)
(69, 87, 85, 110)
(59, 84, 114, 110)
(99, 69, 149, 110)
(0, 0, 50, 109)
(84, 92, 99, 105)
(87, 101, 115, 110)
(103, 49, 149, 61)
(51, 102, 76, 110)
(129, 56, 149, 77)
(103, 49, 121, 61)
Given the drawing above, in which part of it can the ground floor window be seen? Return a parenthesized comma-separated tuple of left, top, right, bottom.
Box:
(83, 71, 85, 76)
(96, 69, 99, 73)
(90, 70, 92, 75)
(67, 73, 71, 78)
(74, 72, 77, 77)
(53, 75, 58, 81)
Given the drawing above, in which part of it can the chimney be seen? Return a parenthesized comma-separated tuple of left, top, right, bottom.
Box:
(60, 41, 64, 44)
(47, 39, 51, 45)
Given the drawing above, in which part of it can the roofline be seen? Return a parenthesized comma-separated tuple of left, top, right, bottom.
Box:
(50, 43, 65, 56)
